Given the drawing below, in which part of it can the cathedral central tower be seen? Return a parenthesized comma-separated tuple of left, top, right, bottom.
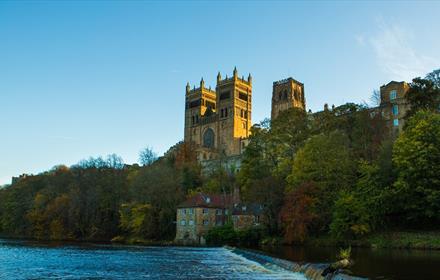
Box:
(271, 77, 305, 119)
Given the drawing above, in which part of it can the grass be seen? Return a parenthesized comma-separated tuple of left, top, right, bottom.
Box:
(366, 231, 440, 249)
(305, 231, 440, 250)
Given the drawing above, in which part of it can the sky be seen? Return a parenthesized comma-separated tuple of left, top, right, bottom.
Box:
(1, 0, 439, 185)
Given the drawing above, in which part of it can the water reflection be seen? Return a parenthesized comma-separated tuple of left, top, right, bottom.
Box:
(259, 245, 440, 280)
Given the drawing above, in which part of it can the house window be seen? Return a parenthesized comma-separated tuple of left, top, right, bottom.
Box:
(182, 209, 186, 215)
(216, 209, 222, 215)
(189, 208, 194, 215)
(392, 105, 399, 115)
(225, 209, 229, 215)
(189, 220, 194, 226)
(393, 118, 399, 126)
(216, 220, 223, 226)
(180, 220, 186, 226)
(203, 219, 209, 226)
(203, 208, 209, 214)
(390, 90, 397, 100)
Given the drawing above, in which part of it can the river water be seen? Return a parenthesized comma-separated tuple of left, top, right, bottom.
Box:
(0, 239, 306, 280)
(260, 245, 440, 280)
(1, 239, 439, 279)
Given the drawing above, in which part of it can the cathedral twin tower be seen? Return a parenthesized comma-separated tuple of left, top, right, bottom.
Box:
(184, 68, 305, 162)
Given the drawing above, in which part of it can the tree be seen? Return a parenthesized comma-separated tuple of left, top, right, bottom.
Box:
(392, 110, 440, 225)
(288, 131, 355, 193)
(405, 78, 440, 119)
(426, 69, 440, 87)
(370, 89, 381, 107)
(288, 131, 356, 231)
(139, 147, 157, 166)
(280, 182, 318, 243)
(119, 203, 156, 239)
(330, 192, 371, 239)
(270, 108, 311, 178)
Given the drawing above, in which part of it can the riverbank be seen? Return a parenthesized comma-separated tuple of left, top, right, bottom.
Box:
(306, 231, 440, 250)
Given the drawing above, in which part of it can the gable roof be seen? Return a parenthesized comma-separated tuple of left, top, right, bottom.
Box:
(380, 81, 407, 88)
(232, 203, 264, 216)
(177, 193, 232, 209)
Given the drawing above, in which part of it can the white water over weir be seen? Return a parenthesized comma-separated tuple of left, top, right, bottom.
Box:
(225, 246, 366, 280)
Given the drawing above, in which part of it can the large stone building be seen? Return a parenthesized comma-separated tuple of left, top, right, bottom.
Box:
(379, 81, 410, 132)
(184, 68, 252, 163)
(184, 69, 306, 165)
(271, 77, 306, 120)
(175, 193, 263, 245)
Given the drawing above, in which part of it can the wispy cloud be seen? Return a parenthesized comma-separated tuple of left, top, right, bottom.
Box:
(368, 19, 437, 81)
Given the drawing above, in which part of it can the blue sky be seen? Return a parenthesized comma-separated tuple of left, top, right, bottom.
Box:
(1, 1, 439, 185)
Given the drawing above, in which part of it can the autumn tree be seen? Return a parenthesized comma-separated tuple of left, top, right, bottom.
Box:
(280, 182, 318, 243)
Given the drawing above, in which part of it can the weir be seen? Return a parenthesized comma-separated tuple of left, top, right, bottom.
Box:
(225, 246, 366, 280)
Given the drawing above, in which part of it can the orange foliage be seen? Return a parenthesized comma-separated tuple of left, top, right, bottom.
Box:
(280, 182, 318, 244)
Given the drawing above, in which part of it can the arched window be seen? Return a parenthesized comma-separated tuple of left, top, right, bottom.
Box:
(203, 128, 215, 148)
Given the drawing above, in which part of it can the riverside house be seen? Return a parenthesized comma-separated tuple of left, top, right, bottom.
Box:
(175, 193, 263, 245)
(175, 193, 230, 245)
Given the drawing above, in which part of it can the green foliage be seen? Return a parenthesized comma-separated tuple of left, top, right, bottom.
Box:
(0, 149, 191, 242)
(338, 246, 351, 260)
(205, 224, 265, 246)
(205, 224, 237, 246)
(330, 192, 371, 239)
(405, 78, 440, 119)
(426, 69, 440, 87)
(392, 110, 440, 225)
(288, 131, 355, 192)
(119, 203, 155, 239)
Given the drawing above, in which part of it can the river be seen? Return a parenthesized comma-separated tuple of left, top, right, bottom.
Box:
(260, 245, 440, 280)
(1, 239, 439, 279)
(0, 239, 305, 279)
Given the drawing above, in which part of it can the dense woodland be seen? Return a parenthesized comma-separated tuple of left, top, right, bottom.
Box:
(0, 69, 439, 244)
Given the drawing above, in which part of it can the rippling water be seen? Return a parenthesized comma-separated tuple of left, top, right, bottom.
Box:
(0, 240, 306, 279)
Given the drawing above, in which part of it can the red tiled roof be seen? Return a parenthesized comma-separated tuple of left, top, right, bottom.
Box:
(177, 193, 232, 208)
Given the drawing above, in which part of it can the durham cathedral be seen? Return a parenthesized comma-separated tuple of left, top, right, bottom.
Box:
(184, 68, 305, 167)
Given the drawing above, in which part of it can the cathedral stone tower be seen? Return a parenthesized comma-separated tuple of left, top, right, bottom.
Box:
(184, 68, 252, 161)
(216, 67, 252, 156)
(271, 77, 305, 120)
